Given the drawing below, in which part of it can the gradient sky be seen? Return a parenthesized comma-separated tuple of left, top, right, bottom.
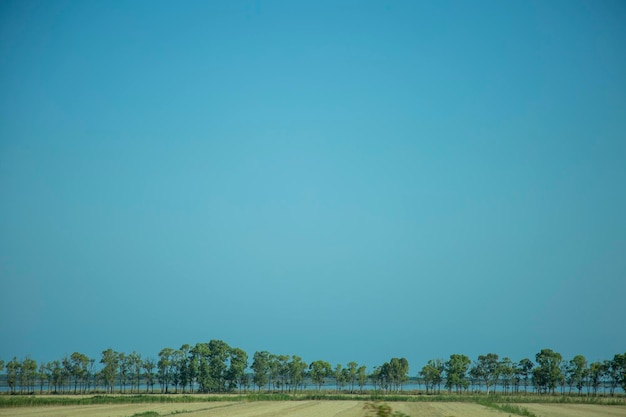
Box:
(1, 0, 625, 371)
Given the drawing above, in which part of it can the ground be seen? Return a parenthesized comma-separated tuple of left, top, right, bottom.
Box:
(1, 400, 625, 417)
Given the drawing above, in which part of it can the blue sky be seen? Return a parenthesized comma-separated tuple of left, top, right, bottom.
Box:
(1, 0, 625, 371)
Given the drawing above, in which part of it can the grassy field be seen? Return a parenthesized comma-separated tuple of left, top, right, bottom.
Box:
(1, 394, 625, 417)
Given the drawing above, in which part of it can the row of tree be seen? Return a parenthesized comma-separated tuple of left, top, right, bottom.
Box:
(420, 349, 626, 396)
(2, 343, 625, 396)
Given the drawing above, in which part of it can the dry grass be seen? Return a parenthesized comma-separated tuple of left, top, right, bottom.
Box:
(1, 398, 625, 417)
(514, 403, 626, 417)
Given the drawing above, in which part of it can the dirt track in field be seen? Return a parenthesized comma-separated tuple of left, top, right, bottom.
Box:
(1, 400, 625, 417)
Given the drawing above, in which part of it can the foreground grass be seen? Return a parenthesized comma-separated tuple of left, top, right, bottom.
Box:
(0, 392, 624, 409)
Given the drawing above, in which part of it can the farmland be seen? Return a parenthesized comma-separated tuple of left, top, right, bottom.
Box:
(1, 395, 625, 417)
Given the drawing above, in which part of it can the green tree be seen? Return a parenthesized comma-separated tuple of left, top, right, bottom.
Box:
(6, 357, 20, 394)
(251, 351, 270, 391)
(533, 348, 563, 394)
(499, 357, 514, 395)
(191, 340, 232, 393)
(118, 352, 130, 394)
(127, 351, 142, 394)
(227, 347, 248, 392)
(170, 349, 184, 393)
(474, 353, 499, 394)
(587, 361, 605, 396)
(611, 353, 626, 395)
(276, 354, 290, 392)
(357, 365, 368, 393)
(267, 353, 280, 391)
(334, 363, 345, 391)
(518, 358, 534, 393)
(468, 361, 482, 392)
(38, 362, 49, 394)
(100, 349, 120, 394)
(380, 358, 409, 393)
(567, 355, 587, 395)
(69, 352, 90, 394)
(288, 355, 307, 393)
(158, 347, 174, 393)
(346, 361, 358, 393)
(142, 357, 156, 393)
(49, 360, 63, 393)
(309, 360, 331, 391)
(20, 357, 38, 394)
(178, 344, 191, 393)
(207, 339, 231, 392)
(370, 366, 384, 391)
(187, 349, 198, 393)
(420, 359, 444, 394)
(445, 354, 470, 394)
(191, 343, 211, 393)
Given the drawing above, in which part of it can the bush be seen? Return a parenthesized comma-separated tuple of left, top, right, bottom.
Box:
(363, 401, 409, 417)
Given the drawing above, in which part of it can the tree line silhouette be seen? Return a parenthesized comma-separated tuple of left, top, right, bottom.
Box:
(2, 342, 625, 396)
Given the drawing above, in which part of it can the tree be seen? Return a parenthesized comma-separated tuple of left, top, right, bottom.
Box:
(251, 351, 270, 391)
(6, 357, 20, 394)
(142, 357, 156, 393)
(381, 358, 409, 392)
(276, 354, 290, 392)
(346, 361, 358, 393)
(499, 357, 514, 395)
(604, 357, 620, 396)
(38, 362, 49, 394)
(100, 349, 120, 393)
(357, 365, 368, 393)
(178, 345, 191, 394)
(474, 353, 499, 394)
(127, 351, 142, 394)
(309, 360, 331, 391)
(567, 355, 587, 395)
(186, 348, 198, 393)
(190, 340, 232, 393)
(533, 349, 562, 394)
(612, 353, 626, 395)
(69, 352, 89, 394)
(420, 359, 444, 394)
(20, 357, 38, 394)
(267, 354, 280, 391)
(587, 361, 605, 396)
(287, 355, 307, 393)
(227, 347, 248, 392)
(192, 343, 211, 393)
(118, 352, 131, 394)
(370, 366, 384, 391)
(445, 354, 470, 394)
(158, 347, 174, 393)
(334, 364, 345, 391)
(518, 358, 534, 393)
(207, 339, 231, 392)
(49, 360, 63, 393)
(170, 349, 184, 393)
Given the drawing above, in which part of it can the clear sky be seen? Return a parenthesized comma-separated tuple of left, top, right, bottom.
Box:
(1, 0, 625, 371)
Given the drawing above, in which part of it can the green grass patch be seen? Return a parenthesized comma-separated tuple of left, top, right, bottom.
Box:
(1, 391, 624, 409)
(0, 394, 245, 408)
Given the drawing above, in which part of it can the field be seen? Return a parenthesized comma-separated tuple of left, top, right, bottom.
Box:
(0, 401, 509, 417)
(1, 398, 626, 417)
